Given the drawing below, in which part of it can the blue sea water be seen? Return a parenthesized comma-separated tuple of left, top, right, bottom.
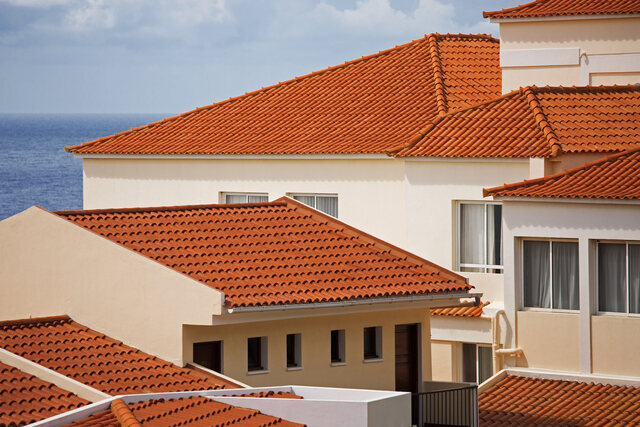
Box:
(0, 114, 168, 220)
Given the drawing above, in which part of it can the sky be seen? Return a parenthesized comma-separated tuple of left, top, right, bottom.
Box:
(0, 0, 517, 114)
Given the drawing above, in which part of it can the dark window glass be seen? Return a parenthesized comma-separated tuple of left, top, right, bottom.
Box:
(247, 337, 263, 371)
(462, 343, 477, 383)
(599, 243, 627, 313)
(193, 341, 222, 373)
(363, 327, 378, 359)
(331, 329, 345, 363)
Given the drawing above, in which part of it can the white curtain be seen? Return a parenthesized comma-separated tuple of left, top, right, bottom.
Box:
(598, 243, 627, 312)
(552, 242, 579, 310)
(226, 194, 247, 203)
(486, 204, 502, 270)
(460, 204, 484, 271)
(293, 195, 316, 208)
(629, 245, 640, 314)
(523, 240, 550, 308)
(316, 196, 338, 218)
(248, 195, 268, 203)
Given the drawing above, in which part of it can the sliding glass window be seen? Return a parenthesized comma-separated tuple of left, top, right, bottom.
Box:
(598, 242, 640, 314)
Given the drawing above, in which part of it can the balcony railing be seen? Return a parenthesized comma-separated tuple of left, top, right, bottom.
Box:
(412, 381, 478, 427)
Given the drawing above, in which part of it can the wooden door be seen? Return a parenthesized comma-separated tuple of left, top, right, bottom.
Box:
(395, 323, 419, 393)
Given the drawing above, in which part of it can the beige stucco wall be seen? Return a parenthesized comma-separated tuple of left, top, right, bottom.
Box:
(0, 207, 223, 365)
(431, 341, 458, 382)
(516, 311, 580, 372)
(592, 315, 640, 377)
(499, 17, 640, 92)
(183, 308, 431, 390)
(82, 158, 407, 250)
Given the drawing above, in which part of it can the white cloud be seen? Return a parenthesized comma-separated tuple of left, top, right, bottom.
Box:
(63, 0, 115, 31)
(0, 0, 73, 7)
(165, 0, 230, 25)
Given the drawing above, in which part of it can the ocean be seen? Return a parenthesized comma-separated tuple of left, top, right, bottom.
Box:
(0, 114, 168, 221)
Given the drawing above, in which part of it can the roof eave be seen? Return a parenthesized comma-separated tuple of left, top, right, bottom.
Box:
(488, 13, 640, 23)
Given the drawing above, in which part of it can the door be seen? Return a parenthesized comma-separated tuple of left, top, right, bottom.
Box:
(395, 323, 419, 393)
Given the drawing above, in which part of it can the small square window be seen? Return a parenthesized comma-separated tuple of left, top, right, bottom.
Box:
(193, 341, 223, 373)
(462, 343, 492, 384)
(363, 326, 382, 360)
(222, 193, 268, 204)
(331, 329, 345, 364)
(457, 202, 503, 273)
(248, 336, 268, 372)
(286, 333, 302, 368)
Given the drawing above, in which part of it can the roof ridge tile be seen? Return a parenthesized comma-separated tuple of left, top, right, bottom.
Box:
(522, 87, 562, 156)
(111, 398, 142, 427)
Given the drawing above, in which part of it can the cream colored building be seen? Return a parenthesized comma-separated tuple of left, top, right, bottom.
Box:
(0, 198, 479, 392)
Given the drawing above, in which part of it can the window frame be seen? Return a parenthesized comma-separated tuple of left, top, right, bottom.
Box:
(288, 193, 338, 218)
(461, 343, 492, 384)
(221, 192, 269, 204)
(247, 336, 269, 374)
(363, 326, 382, 361)
(330, 329, 346, 366)
(520, 237, 580, 312)
(286, 333, 302, 370)
(456, 201, 503, 273)
(596, 240, 640, 316)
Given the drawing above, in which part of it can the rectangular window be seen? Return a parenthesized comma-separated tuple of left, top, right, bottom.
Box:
(193, 341, 223, 373)
(458, 202, 502, 273)
(222, 193, 268, 204)
(290, 193, 338, 218)
(598, 242, 640, 314)
(286, 333, 302, 368)
(462, 343, 492, 384)
(363, 326, 382, 360)
(523, 240, 579, 310)
(331, 329, 345, 364)
(247, 336, 268, 372)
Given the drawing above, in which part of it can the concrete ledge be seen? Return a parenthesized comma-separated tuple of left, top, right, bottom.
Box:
(0, 347, 109, 403)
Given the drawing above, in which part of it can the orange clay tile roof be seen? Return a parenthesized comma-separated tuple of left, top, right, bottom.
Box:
(479, 374, 640, 425)
(431, 301, 489, 317)
(65, 34, 500, 156)
(0, 361, 89, 426)
(53, 197, 470, 308)
(65, 396, 305, 427)
(484, 146, 640, 199)
(484, 0, 640, 19)
(0, 316, 231, 395)
(394, 85, 640, 158)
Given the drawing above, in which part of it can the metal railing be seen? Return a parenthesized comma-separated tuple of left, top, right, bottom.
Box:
(412, 382, 478, 427)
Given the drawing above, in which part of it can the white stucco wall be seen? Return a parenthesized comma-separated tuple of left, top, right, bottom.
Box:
(498, 17, 640, 92)
(500, 199, 640, 375)
(0, 207, 224, 365)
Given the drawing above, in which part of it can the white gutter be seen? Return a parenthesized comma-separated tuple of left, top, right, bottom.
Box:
(489, 13, 640, 23)
(0, 347, 109, 403)
(226, 292, 482, 314)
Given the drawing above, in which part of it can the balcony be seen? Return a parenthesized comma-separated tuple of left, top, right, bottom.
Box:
(412, 381, 478, 427)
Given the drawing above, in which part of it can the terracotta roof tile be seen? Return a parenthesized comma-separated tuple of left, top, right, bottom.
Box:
(64, 396, 305, 427)
(479, 375, 640, 425)
(220, 390, 302, 399)
(0, 361, 89, 426)
(395, 85, 640, 158)
(0, 316, 230, 396)
(54, 197, 470, 308)
(484, 146, 640, 199)
(65, 34, 500, 156)
(431, 301, 489, 317)
(484, 0, 640, 19)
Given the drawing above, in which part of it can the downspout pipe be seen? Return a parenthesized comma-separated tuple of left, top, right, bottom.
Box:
(491, 309, 523, 373)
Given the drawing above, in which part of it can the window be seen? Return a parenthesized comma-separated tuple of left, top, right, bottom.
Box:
(290, 193, 338, 218)
(523, 240, 579, 310)
(363, 326, 382, 360)
(247, 336, 268, 372)
(193, 341, 223, 373)
(598, 242, 640, 314)
(222, 193, 268, 204)
(286, 333, 302, 369)
(462, 343, 492, 384)
(331, 329, 346, 364)
(458, 202, 502, 273)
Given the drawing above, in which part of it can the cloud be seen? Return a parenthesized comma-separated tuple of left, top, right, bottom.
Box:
(64, 0, 115, 31)
(0, 0, 73, 7)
